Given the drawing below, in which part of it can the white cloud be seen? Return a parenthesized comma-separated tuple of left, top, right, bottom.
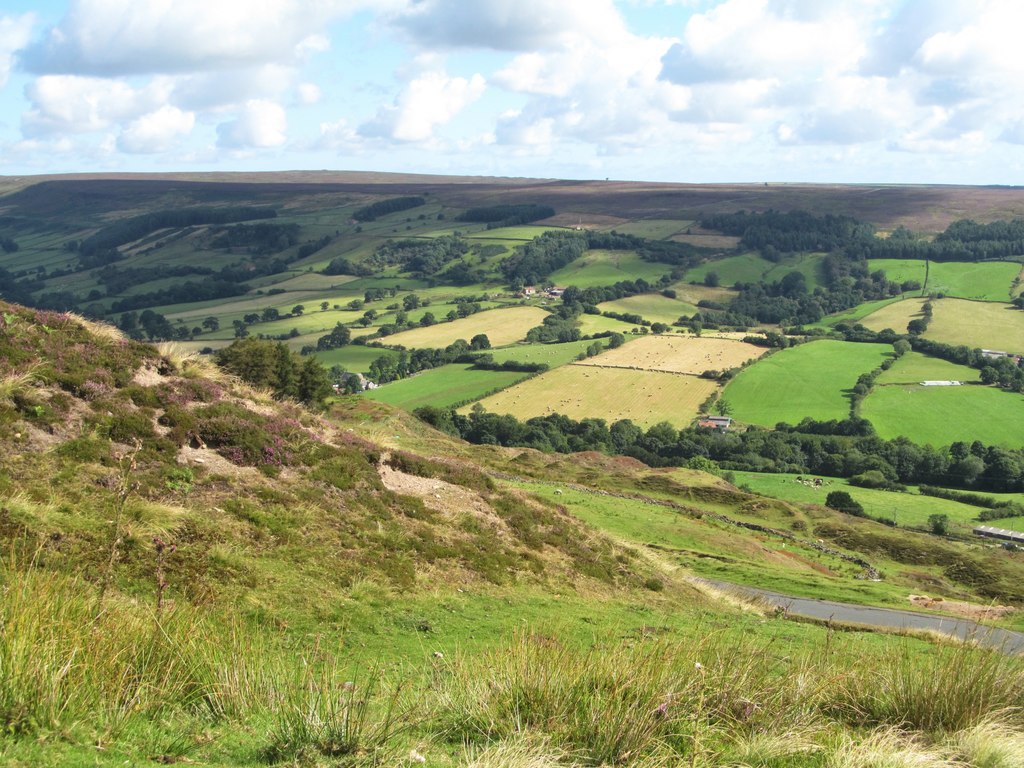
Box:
(0, 13, 33, 88)
(360, 69, 485, 143)
(22, 75, 172, 136)
(118, 105, 195, 153)
(296, 82, 322, 105)
(20, 0, 360, 76)
(388, 0, 623, 51)
(216, 99, 287, 148)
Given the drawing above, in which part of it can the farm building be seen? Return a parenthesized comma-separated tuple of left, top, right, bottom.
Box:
(973, 525, 1024, 545)
(698, 415, 732, 430)
(920, 380, 962, 386)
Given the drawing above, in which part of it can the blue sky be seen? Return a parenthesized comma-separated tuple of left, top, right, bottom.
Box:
(1, 0, 1024, 184)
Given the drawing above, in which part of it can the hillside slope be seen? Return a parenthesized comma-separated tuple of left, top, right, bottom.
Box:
(3, 300, 1024, 767)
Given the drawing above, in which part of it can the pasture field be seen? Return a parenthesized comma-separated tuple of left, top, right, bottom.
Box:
(465, 225, 565, 240)
(596, 293, 698, 325)
(576, 313, 643, 335)
(670, 232, 742, 249)
(684, 252, 773, 286)
(859, 297, 927, 333)
(670, 282, 737, 306)
(604, 219, 692, 239)
(380, 305, 549, 348)
(862, 384, 1024, 447)
(685, 252, 824, 289)
(811, 297, 904, 329)
(928, 260, 1019, 301)
(924, 298, 1024, 352)
(866, 259, 928, 290)
(575, 334, 766, 374)
(313, 345, 399, 373)
(728, 472, 990, 534)
(546, 249, 669, 288)
(761, 253, 826, 290)
(470, 365, 719, 427)
(868, 259, 1019, 301)
(875, 351, 980, 384)
(723, 340, 893, 426)
(361, 364, 530, 410)
(486, 338, 612, 367)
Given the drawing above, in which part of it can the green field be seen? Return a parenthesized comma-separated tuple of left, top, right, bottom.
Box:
(486, 338, 613, 367)
(604, 219, 692, 239)
(685, 252, 825, 290)
(729, 471, 994, 534)
(312, 345, 399, 373)
(547, 250, 669, 288)
(859, 298, 927, 333)
(863, 384, 1024, 447)
(811, 297, 905, 329)
(597, 293, 699, 324)
(868, 259, 1020, 301)
(362, 363, 530, 410)
(724, 340, 893, 426)
(381, 306, 550, 349)
(875, 352, 980, 384)
(924, 298, 1024, 353)
(684, 253, 774, 286)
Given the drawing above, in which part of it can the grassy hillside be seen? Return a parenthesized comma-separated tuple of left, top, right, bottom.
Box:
(3, 301, 1024, 765)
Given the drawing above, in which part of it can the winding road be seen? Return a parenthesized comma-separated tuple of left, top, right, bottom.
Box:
(702, 579, 1024, 654)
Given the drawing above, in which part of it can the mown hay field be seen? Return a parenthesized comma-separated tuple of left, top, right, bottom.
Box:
(924, 298, 1024, 353)
(576, 334, 766, 374)
(862, 384, 1024, 447)
(382, 306, 550, 348)
(859, 297, 927, 333)
(469, 365, 719, 427)
(723, 340, 893, 426)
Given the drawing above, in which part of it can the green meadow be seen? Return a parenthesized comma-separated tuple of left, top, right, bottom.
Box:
(868, 259, 1020, 301)
(863, 384, 1024, 447)
(547, 249, 669, 288)
(875, 351, 981, 384)
(724, 340, 893, 426)
(361, 363, 530, 410)
(597, 293, 699, 324)
(728, 471, 999, 534)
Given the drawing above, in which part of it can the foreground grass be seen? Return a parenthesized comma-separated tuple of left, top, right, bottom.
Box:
(3, 563, 1023, 767)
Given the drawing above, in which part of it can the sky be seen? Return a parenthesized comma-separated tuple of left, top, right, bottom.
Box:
(1, 0, 1023, 184)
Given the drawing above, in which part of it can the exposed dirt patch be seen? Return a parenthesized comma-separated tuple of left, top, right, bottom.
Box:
(132, 363, 165, 387)
(909, 593, 1014, 621)
(176, 445, 262, 482)
(377, 459, 506, 532)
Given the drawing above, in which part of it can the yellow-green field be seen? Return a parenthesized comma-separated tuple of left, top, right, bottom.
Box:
(860, 298, 927, 333)
(576, 313, 642, 335)
(381, 306, 550, 348)
(597, 293, 699, 325)
(469, 365, 719, 427)
(575, 334, 767, 374)
(925, 298, 1024, 353)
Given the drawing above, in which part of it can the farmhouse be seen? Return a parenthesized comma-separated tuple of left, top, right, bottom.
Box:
(698, 415, 732, 430)
(973, 525, 1024, 545)
(522, 286, 536, 297)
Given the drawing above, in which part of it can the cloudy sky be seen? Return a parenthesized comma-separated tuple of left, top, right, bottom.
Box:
(1, 0, 1023, 183)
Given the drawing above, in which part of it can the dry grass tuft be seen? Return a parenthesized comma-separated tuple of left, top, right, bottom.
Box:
(828, 728, 952, 768)
(65, 312, 126, 344)
(0, 363, 45, 406)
